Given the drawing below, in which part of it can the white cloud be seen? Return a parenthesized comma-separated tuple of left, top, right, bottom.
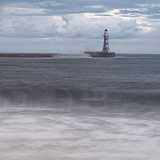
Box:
(0, 9, 153, 39)
(136, 16, 153, 33)
(0, 6, 47, 16)
(0, 16, 66, 37)
(137, 3, 160, 8)
(0, 3, 48, 16)
(0, 1, 160, 53)
(36, 1, 64, 7)
(84, 5, 105, 10)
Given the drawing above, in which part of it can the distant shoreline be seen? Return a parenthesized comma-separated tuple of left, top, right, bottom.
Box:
(0, 53, 58, 58)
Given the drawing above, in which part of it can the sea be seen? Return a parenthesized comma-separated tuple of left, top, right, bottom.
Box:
(0, 54, 160, 160)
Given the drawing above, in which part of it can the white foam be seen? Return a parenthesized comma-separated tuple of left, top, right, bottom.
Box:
(0, 105, 160, 160)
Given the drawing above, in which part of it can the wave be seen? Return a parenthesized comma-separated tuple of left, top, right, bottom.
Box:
(0, 83, 160, 110)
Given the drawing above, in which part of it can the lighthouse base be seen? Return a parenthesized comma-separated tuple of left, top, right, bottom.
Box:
(85, 51, 116, 58)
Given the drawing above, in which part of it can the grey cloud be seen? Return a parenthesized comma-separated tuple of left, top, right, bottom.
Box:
(118, 4, 160, 19)
(0, 12, 145, 40)
(1, 0, 160, 18)
(0, 0, 157, 41)
(0, 0, 160, 53)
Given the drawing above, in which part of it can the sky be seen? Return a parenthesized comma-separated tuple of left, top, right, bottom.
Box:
(0, 0, 160, 54)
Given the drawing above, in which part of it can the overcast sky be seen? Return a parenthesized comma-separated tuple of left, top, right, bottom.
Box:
(0, 0, 160, 53)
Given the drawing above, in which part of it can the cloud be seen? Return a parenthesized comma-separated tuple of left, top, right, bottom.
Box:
(0, 1, 156, 40)
(118, 3, 160, 19)
(0, 5, 47, 16)
(0, 10, 152, 39)
(0, 0, 160, 53)
(37, 1, 64, 7)
(0, 16, 66, 38)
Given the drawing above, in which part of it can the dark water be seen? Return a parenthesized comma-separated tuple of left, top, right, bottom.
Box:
(0, 54, 160, 160)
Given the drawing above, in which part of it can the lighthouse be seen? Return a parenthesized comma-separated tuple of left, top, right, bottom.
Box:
(103, 29, 109, 53)
(84, 29, 116, 57)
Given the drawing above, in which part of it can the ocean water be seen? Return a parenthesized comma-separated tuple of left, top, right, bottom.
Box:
(0, 54, 160, 160)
